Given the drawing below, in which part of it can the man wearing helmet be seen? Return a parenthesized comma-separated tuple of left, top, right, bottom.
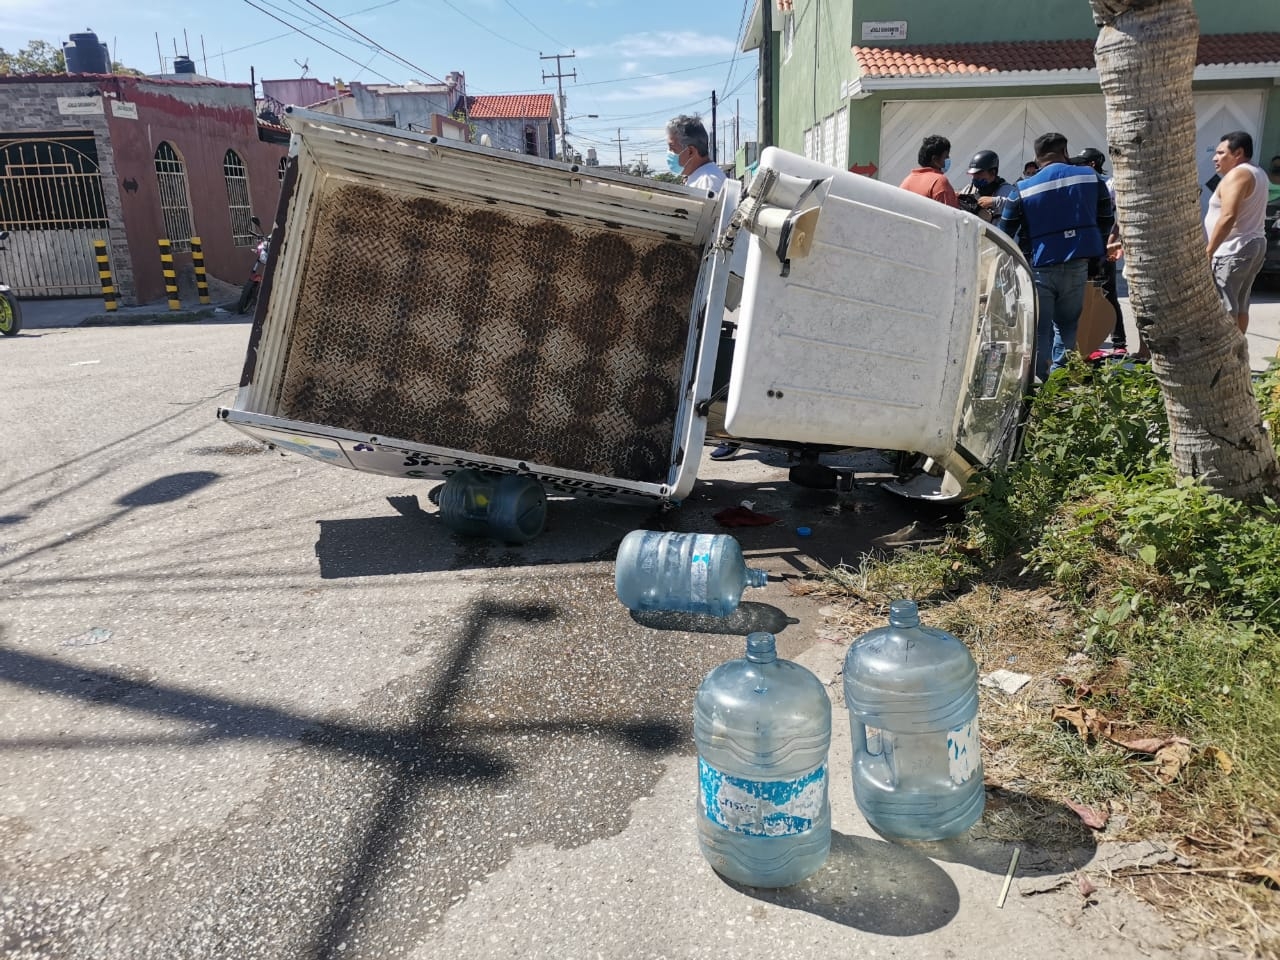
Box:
(1070, 146, 1127, 352)
(957, 150, 1016, 223)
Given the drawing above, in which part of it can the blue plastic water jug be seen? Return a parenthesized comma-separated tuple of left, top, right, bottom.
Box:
(843, 600, 984, 841)
(694, 632, 831, 887)
(614, 530, 768, 617)
(436, 469, 546, 544)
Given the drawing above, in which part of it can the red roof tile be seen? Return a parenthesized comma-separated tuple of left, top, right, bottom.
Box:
(467, 94, 554, 119)
(853, 32, 1280, 78)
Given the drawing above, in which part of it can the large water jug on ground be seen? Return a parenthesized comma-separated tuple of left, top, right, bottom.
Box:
(614, 530, 767, 617)
(436, 469, 547, 543)
(694, 632, 831, 887)
(843, 600, 984, 841)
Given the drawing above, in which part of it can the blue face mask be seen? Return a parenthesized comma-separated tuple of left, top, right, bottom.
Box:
(942, 157, 952, 174)
(971, 177, 989, 192)
(667, 150, 684, 175)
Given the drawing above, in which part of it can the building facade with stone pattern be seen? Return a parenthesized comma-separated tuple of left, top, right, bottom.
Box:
(0, 71, 287, 304)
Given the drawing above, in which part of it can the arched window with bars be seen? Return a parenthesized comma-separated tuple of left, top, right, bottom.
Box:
(153, 142, 194, 252)
(223, 149, 253, 246)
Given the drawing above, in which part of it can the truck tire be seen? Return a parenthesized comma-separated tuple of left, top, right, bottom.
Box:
(0, 291, 21, 336)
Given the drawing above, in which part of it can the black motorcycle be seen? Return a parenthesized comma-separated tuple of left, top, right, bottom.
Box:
(0, 231, 22, 336)
(237, 216, 271, 315)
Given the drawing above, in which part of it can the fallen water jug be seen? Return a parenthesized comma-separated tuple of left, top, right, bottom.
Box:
(436, 469, 547, 544)
(614, 530, 767, 617)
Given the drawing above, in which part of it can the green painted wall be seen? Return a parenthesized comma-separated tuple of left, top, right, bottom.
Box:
(772, 0, 1280, 166)
(850, 0, 1278, 43)
(776, 0, 856, 159)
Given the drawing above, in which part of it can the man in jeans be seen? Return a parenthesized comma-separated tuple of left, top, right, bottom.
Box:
(1000, 132, 1113, 380)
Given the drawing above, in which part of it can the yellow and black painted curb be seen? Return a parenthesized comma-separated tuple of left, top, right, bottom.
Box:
(190, 236, 211, 305)
(93, 240, 117, 312)
(157, 239, 180, 311)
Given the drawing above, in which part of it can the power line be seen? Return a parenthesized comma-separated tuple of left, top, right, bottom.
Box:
(304, 0, 448, 84)
(479, 57, 739, 96)
(279, 0, 375, 52)
(240, 0, 398, 83)
(503, 0, 565, 49)
(437, 0, 540, 54)
(721, 0, 753, 104)
(219, 0, 400, 57)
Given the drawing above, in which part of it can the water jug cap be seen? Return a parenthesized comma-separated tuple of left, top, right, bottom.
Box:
(888, 599, 920, 627)
(744, 632, 777, 663)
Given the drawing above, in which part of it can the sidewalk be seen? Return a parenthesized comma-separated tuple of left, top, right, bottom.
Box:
(16, 292, 246, 330)
(1115, 277, 1280, 373)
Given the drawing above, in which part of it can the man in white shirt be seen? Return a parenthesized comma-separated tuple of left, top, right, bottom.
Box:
(1205, 130, 1269, 333)
(666, 115, 726, 195)
(666, 115, 736, 459)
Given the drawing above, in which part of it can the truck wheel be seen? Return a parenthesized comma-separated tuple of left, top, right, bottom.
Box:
(0, 292, 22, 336)
(237, 280, 259, 315)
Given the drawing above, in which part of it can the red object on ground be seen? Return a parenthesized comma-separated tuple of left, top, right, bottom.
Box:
(713, 506, 780, 527)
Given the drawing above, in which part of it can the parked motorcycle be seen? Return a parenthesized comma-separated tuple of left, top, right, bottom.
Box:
(236, 216, 270, 315)
(0, 231, 22, 336)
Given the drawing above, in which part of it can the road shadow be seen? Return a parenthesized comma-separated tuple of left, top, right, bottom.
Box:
(726, 830, 959, 935)
(0, 596, 689, 960)
(314, 493, 656, 578)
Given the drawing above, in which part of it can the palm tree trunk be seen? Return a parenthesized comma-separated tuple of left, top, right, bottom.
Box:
(1088, 0, 1280, 501)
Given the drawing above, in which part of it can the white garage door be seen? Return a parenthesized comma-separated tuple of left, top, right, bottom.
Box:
(879, 91, 1266, 213)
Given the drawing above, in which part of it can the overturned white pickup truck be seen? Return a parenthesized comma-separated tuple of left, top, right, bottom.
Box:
(218, 108, 1035, 503)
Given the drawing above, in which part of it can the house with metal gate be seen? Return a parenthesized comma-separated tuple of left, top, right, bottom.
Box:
(745, 1, 1280, 207)
(0, 65, 287, 304)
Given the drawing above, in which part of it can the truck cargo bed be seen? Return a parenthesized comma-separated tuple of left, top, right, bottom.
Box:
(225, 109, 735, 499)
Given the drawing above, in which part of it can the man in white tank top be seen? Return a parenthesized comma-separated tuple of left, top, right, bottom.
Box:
(1204, 130, 1268, 333)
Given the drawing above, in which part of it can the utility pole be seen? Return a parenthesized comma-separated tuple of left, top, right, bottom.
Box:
(760, 1, 773, 148)
(637, 152, 648, 177)
(612, 128, 629, 171)
(710, 89, 718, 162)
(540, 51, 577, 161)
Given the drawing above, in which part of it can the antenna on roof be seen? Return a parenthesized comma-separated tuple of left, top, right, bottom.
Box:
(294, 58, 310, 79)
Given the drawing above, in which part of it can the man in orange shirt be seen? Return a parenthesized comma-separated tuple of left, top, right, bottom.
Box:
(899, 135, 959, 207)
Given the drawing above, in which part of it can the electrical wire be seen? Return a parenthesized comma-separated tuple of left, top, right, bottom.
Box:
(721, 0, 753, 107)
(503, 0, 566, 49)
(240, 0, 398, 83)
(279, 0, 375, 52)
(219, 0, 400, 57)
(436, 0, 541, 54)
(304, 0, 448, 84)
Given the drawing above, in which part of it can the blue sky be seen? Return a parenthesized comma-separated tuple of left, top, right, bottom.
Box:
(1, 0, 759, 168)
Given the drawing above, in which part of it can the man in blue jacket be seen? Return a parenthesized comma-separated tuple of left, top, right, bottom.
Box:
(1000, 132, 1114, 380)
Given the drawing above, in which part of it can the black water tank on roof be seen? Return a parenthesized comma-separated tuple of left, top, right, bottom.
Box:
(174, 55, 196, 75)
(64, 30, 111, 74)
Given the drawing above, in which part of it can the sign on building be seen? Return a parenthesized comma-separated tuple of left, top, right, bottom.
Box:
(57, 96, 104, 116)
(862, 21, 908, 42)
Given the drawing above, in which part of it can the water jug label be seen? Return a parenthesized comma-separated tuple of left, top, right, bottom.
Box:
(947, 718, 980, 785)
(689, 534, 714, 603)
(698, 758, 826, 837)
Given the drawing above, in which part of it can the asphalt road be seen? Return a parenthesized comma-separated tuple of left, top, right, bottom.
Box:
(1, 318, 1200, 959)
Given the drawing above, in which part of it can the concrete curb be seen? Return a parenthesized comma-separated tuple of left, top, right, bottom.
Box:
(79, 304, 241, 326)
